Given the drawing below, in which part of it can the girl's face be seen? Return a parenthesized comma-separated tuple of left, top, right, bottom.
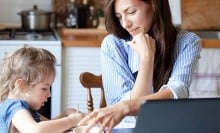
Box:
(114, 0, 154, 37)
(26, 74, 54, 110)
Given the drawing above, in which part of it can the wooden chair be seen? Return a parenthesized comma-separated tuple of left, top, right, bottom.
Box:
(79, 72, 107, 113)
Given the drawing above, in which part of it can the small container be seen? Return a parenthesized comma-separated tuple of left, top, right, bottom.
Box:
(18, 5, 52, 30)
(87, 6, 99, 28)
(71, 126, 102, 133)
(76, 0, 90, 28)
(65, 0, 77, 28)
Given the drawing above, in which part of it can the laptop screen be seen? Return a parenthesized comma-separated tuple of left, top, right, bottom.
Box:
(134, 98, 220, 133)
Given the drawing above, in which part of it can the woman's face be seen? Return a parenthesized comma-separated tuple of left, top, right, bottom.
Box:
(26, 74, 54, 110)
(114, 0, 154, 37)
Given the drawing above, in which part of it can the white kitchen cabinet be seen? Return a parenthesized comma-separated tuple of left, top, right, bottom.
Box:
(62, 47, 102, 113)
(0, 45, 21, 59)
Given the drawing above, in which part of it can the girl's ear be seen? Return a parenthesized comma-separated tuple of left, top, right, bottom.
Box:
(14, 79, 26, 92)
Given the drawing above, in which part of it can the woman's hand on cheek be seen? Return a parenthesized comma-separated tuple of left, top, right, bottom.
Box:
(127, 33, 155, 59)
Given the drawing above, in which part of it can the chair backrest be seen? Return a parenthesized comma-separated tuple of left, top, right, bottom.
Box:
(79, 72, 107, 113)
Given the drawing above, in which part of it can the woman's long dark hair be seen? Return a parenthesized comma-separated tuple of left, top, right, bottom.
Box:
(104, 0, 177, 92)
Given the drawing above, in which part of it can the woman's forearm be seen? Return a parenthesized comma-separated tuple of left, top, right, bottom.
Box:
(125, 89, 174, 116)
(131, 57, 154, 98)
(129, 34, 156, 99)
(121, 98, 145, 116)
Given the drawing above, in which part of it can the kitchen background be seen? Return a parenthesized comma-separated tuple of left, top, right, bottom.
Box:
(0, 0, 219, 117)
(0, 0, 51, 26)
(0, 0, 181, 26)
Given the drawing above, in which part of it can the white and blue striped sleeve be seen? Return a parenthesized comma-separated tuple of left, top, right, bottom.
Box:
(160, 31, 201, 98)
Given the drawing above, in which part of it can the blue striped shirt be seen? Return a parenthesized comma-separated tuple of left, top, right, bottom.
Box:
(101, 30, 201, 105)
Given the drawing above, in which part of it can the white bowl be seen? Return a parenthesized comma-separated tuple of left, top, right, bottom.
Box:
(71, 126, 101, 133)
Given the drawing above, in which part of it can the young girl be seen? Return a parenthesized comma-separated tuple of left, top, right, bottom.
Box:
(0, 46, 84, 133)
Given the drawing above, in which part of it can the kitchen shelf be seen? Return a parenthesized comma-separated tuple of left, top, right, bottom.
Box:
(201, 39, 220, 48)
(58, 28, 220, 48)
(59, 28, 108, 47)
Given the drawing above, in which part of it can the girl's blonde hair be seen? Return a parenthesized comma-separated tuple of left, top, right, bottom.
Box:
(0, 45, 56, 102)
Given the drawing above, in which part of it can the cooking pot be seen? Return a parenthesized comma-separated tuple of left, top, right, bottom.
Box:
(18, 5, 54, 30)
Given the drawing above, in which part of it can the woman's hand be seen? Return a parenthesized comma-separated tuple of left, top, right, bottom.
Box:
(127, 33, 156, 98)
(78, 102, 127, 133)
(127, 33, 156, 60)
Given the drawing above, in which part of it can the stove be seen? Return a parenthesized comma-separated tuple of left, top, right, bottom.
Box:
(0, 28, 62, 119)
(0, 28, 59, 41)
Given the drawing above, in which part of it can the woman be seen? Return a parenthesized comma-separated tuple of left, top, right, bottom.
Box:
(78, 0, 201, 132)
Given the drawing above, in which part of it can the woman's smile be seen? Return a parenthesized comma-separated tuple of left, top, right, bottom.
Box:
(128, 27, 144, 36)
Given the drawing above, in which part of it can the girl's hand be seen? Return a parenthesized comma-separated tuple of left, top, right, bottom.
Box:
(53, 108, 78, 119)
(127, 33, 156, 60)
(68, 111, 85, 126)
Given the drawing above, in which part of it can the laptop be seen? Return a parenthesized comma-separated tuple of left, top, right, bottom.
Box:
(133, 98, 220, 133)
